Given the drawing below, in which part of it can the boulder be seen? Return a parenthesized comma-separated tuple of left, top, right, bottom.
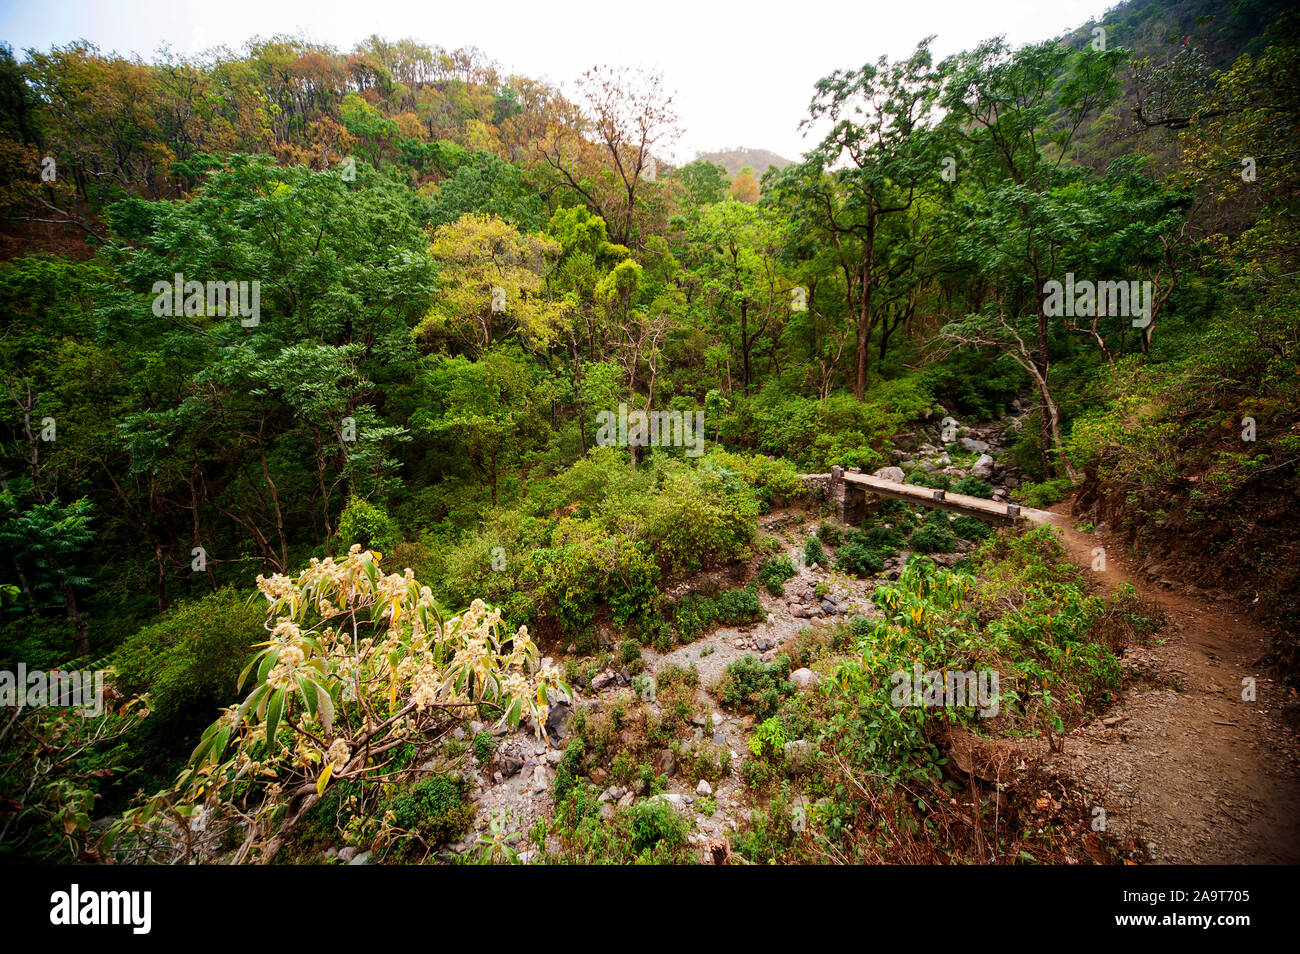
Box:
(657, 749, 677, 777)
(784, 740, 815, 769)
(873, 465, 906, 483)
(696, 779, 713, 797)
(971, 453, 996, 479)
(647, 792, 689, 813)
(790, 668, 820, 690)
(961, 437, 991, 454)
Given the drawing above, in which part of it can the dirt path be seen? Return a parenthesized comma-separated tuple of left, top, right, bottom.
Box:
(1034, 505, 1300, 863)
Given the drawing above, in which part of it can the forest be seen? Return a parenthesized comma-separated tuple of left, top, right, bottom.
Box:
(0, 0, 1297, 868)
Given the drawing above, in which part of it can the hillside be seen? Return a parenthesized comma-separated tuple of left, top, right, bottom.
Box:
(695, 146, 793, 177)
(0, 0, 1296, 883)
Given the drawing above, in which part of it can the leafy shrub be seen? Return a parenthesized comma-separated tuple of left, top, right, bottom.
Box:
(474, 731, 497, 763)
(714, 654, 792, 719)
(853, 525, 905, 553)
(835, 539, 884, 576)
(758, 554, 796, 595)
(952, 515, 992, 541)
(950, 476, 993, 499)
(628, 798, 689, 857)
(816, 522, 843, 547)
(803, 536, 825, 567)
(1014, 476, 1073, 508)
(113, 588, 263, 729)
(552, 739, 587, 802)
(908, 521, 958, 554)
(672, 585, 764, 641)
(338, 495, 401, 552)
(618, 639, 644, 675)
(748, 716, 787, 759)
(386, 774, 474, 846)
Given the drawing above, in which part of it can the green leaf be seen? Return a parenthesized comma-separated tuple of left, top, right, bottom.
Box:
(265, 688, 286, 749)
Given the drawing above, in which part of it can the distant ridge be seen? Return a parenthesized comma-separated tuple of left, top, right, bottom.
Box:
(695, 147, 793, 178)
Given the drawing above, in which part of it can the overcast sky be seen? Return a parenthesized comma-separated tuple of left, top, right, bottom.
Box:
(1, 0, 1112, 162)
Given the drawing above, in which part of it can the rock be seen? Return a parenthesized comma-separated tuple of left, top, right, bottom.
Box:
(691, 713, 709, 727)
(1102, 715, 1127, 727)
(657, 749, 677, 777)
(599, 803, 616, 821)
(591, 671, 615, 690)
(873, 466, 906, 483)
(712, 731, 725, 745)
(819, 600, 838, 615)
(935, 453, 952, 467)
(545, 749, 563, 765)
(790, 668, 820, 690)
(711, 712, 723, 726)
(598, 785, 628, 803)
(971, 453, 996, 479)
(792, 606, 815, 619)
(338, 846, 359, 863)
(961, 437, 991, 453)
(498, 754, 525, 778)
(696, 780, 713, 797)
(347, 850, 373, 866)
(529, 765, 549, 792)
(647, 793, 688, 813)
(545, 701, 572, 739)
(452, 727, 466, 741)
(617, 791, 635, 809)
(784, 740, 815, 768)
(754, 636, 776, 651)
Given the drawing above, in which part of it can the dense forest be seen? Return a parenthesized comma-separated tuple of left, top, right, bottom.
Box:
(1, 0, 1297, 867)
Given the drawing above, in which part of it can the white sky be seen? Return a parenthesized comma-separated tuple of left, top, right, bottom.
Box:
(1, 0, 1113, 162)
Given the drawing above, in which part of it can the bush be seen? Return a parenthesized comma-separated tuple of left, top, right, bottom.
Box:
(908, 522, 958, 554)
(835, 539, 884, 576)
(672, 585, 764, 641)
(758, 554, 796, 595)
(1014, 476, 1073, 508)
(386, 774, 474, 846)
(338, 495, 402, 552)
(816, 521, 843, 547)
(950, 476, 993, 499)
(113, 588, 263, 729)
(714, 653, 793, 719)
(628, 798, 689, 857)
(802, 536, 825, 567)
(853, 525, 905, 553)
(952, 515, 992, 541)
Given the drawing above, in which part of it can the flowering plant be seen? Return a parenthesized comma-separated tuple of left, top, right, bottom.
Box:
(114, 546, 568, 863)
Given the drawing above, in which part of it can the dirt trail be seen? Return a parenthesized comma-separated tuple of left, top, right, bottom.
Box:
(1033, 505, 1300, 863)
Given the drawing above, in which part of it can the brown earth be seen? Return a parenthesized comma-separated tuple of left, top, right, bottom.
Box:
(1032, 502, 1300, 863)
